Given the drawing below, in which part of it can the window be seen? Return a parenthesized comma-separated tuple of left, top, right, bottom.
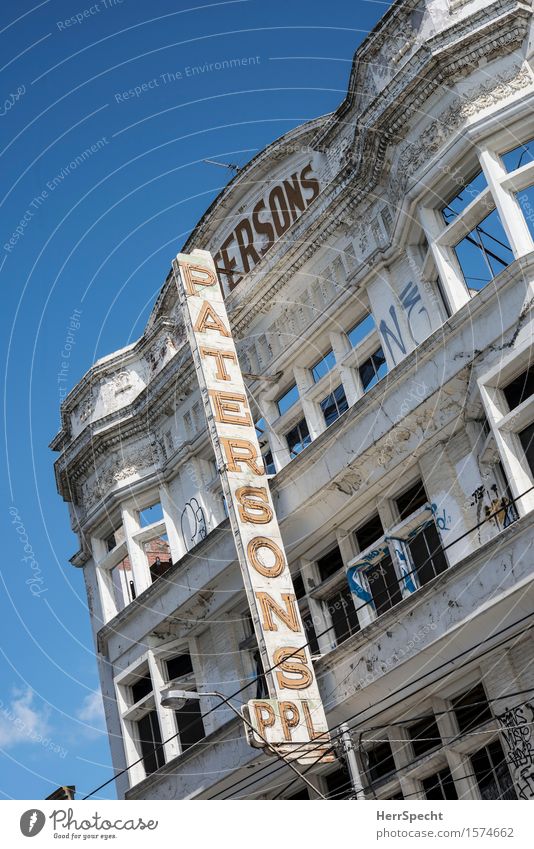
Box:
(501, 137, 534, 172)
(163, 652, 205, 752)
(285, 787, 310, 800)
(285, 417, 311, 458)
(396, 480, 428, 520)
(441, 170, 488, 224)
(131, 672, 153, 703)
(320, 384, 349, 427)
(359, 348, 387, 391)
(144, 533, 173, 582)
(395, 480, 448, 586)
(470, 740, 517, 800)
(364, 553, 402, 616)
(355, 513, 384, 552)
(325, 766, 352, 799)
(409, 715, 441, 758)
(347, 313, 375, 348)
(325, 585, 359, 644)
(311, 349, 336, 382)
(139, 502, 164, 527)
(136, 710, 164, 776)
(452, 209, 513, 291)
(406, 524, 448, 586)
(263, 449, 275, 475)
(317, 546, 344, 582)
(366, 741, 396, 783)
(166, 654, 194, 681)
(277, 384, 299, 416)
(301, 608, 320, 656)
(451, 683, 493, 734)
(110, 554, 135, 610)
(502, 365, 534, 411)
(519, 422, 534, 476)
(422, 767, 458, 800)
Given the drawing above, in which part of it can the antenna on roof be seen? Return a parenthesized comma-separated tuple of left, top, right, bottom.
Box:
(203, 158, 240, 174)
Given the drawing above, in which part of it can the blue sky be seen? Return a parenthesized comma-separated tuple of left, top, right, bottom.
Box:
(0, 0, 388, 800)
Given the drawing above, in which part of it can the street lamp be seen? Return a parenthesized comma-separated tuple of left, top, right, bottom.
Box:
(160, 687, 327, 799)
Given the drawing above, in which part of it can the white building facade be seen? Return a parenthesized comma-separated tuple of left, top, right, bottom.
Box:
(52, 0, 534, 800)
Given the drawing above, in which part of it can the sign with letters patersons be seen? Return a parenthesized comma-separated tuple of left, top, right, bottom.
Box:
(173, 249, 332, 764)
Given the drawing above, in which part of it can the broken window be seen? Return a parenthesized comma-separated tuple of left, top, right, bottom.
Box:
(501, 137, 534, 172)
(311, 349, 336, 382)
(441, 170, 488, 224)
(355, 513, 384, 552)
(408, 714, 442, 758)
(277, 383, 299, 416)
(422, 767, 458, 800)
(451, 682, 493, 734)
(395, 480, 448, 586)
(503, 365, 534, 410)
(366, 741, 396, 783)
(110, 554, 135, 611)
(144, 533, 173, 583)
(395, 480, 428, 520)
(452, 209, 513, 291)
(139, 501, 164, 527)
(285, 417, 311, 458)
(262, 448, 275, 475)
(317, 546, 344, 582)
(324, 765, 353, 799)
(347, 313, 375, 348)
(359, 347, 387, 392)
(470, 739, 517, 800)
(163, 652, 205, 752)
(320, 384, 349, 427)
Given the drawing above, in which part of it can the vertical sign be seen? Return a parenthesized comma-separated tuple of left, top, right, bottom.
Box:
(173, 249, 332, 764)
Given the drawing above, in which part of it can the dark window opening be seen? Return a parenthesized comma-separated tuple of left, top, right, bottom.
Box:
(325, 765, 352, 799)
(367, 741, 396, 783)
(131, 673, 152, 704)
(470, 740, 517, 800)
(137, 710, 164, 776)
(409, 715, 442, 758)
(396, 479, 427, 520)
(519, 422, 534, 476)
(286, 418, 311, 458)
(422, 767, 458, 800)
(320, 384, 349, 427)
(292, 573, 305, 599)
(325, 585, 359, 645)
(175, 698, 205, 752)
(285, 787, 310, 800)
(359, 347, 387, 392)
(503, 365, 534, 411)
(263, 449, 275, 475)
(452, 683, 493, 734)
(364, 554, 402, 616)
(166, 653, 194, 682)
(355, 513, 384, 552)
(317, 546, 344, 582)
(407, 524, 448, 586)
(302, 608, 320, 656)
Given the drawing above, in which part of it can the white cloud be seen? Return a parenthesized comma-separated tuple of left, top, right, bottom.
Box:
(0, 688, 51, 749)
(77, 690, 105, 727)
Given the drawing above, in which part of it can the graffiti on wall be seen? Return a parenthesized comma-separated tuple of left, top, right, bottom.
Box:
(180, 497, 207, 551)
(496, 703, 534, 799)
(469, 484, 517, 541)
(379, 282, 433, 366)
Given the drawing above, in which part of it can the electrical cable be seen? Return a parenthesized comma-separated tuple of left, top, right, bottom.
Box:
(82, 483, 534, 799)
